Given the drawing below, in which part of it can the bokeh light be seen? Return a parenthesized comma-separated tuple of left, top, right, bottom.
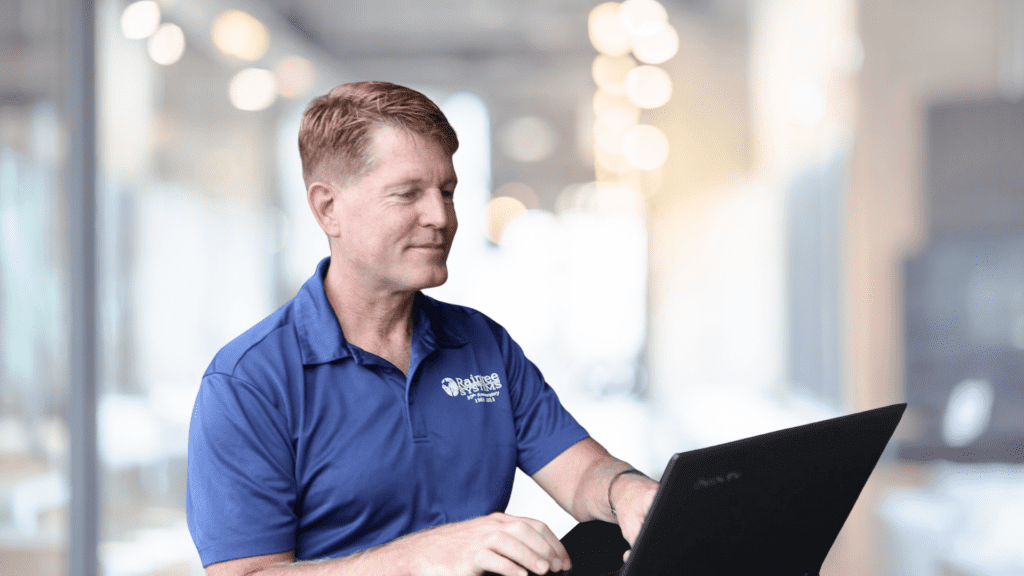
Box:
(228, 68, 278, 111)
(500, 116, 558, 162)
(147, 23, 185, 66)
(593, 90, 639, 120)
(618, 0, 667, 38)
(631, 21, 679, 64)
(494, 182, 540, 210)
(594, 145, 634, 175)
(624, 65, 673, 109)
(554, 181, 645, 214)
(588, 2, 631, 57)
(592, 55, 637, 96)
(120, 0, 161, 40)
(942, 379, 995, 448)
(487, 196, 528, 244)
(622, 124, 669, 170)
(273, 56, 316, 98)
(212, 10, 270, 61)
(594, 105, 638, 155)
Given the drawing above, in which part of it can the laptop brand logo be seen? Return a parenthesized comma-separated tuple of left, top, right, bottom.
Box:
(693, 471, 741, 490)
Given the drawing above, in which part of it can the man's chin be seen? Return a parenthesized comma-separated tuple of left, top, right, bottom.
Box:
(423, 273, 448, 290)
(410, 267, 448, 291)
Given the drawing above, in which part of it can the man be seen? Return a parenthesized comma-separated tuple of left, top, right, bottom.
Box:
(187, 81, 658, 576)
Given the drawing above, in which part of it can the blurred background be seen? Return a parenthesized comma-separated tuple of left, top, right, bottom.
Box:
(2, 0, 1024, 574)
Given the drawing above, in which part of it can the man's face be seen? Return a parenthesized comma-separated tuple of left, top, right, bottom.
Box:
(331, 124, 458, 294)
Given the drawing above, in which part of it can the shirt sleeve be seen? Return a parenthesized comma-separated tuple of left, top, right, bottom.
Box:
(186, 371, 297, 567)
(483, 317, 590, 475)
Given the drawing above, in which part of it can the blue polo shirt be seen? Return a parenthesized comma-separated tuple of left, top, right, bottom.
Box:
(186, 257, 589, 567)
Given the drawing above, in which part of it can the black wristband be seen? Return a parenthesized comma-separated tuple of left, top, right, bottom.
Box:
(607, 468, 647, 517)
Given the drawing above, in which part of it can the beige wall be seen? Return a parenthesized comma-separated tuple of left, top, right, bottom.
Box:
(849, 0, 1003, 412)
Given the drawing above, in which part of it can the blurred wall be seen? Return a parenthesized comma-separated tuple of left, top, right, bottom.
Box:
(850, 0, 1007, 414)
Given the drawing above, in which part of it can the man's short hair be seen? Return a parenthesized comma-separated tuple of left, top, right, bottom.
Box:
(298, 81, 459, 188)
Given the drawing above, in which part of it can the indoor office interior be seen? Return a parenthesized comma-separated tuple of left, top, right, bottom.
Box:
(2, 0, 1024, 574)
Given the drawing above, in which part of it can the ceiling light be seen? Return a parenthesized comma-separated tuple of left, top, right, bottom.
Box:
(618, 0, 667, 38)
(212, 9, 269, 61)
(631, 21, 679, 64)
(589, 2, 631, 57)
(147, 23, 185, 66)
(121, 1, 161, 40)
(592, 55, 637, 96)
(229, 68, 278, 111)
(624, 65, 672, 109)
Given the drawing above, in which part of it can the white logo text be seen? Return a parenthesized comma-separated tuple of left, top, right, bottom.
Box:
(441, 373, 502, 403)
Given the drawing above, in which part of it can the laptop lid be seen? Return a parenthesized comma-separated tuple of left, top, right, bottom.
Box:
(620, 403, 906, 576)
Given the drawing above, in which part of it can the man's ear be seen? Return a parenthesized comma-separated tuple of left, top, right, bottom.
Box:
(307, 181, 340, 239)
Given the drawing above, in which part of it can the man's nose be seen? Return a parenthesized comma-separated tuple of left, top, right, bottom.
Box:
(419, 189, 451, 227)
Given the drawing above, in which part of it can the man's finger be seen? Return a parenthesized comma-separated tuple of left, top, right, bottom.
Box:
(504, 516, 571, 571)
(519, 517, 566, 551)
(479, 553, 531, 576)
(487, 529, 553, 575)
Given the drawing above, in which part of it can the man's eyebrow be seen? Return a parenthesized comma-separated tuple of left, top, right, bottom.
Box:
(383, 176, 457, 191)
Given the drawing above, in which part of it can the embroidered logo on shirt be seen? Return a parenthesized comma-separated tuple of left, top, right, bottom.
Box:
(441, 373, 502, 403)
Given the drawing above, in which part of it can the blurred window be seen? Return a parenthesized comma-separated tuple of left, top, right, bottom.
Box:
(786, 144, 849, 408)
(0, 1, 71, 573)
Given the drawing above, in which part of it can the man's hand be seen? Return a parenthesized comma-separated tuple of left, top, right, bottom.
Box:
(609, 472, 659, 551)
(397, 512, 572, 576)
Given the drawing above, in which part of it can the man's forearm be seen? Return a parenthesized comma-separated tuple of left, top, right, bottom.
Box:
(206, 544, 411, 576)
(210, 512, 571, 576)
(531, 438, 659, 546)
(571, 452, 637, 523)
(254, 543, 413, 576)
(532, 438, 639, 521)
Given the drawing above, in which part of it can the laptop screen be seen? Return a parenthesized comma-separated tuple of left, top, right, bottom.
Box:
(620, 403, 906, 576)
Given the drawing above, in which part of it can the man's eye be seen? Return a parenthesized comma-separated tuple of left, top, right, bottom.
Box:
(442, 189, 455, 200)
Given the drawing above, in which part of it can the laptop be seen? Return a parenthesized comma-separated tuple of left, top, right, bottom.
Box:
(556, 402, 907, 576)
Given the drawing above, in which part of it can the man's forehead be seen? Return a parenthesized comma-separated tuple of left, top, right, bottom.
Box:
(370, 123, 447, 155)
(369, 126, 456, 175)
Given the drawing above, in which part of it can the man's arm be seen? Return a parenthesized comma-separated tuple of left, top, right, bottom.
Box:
(530, 437, 659, 546)
(204, 512, 572, 576)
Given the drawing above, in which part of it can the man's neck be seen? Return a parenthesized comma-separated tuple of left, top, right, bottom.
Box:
(322, 259, 415, 375)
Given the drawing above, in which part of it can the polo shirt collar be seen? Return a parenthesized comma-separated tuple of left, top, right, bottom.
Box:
(295, 257, 467, 366)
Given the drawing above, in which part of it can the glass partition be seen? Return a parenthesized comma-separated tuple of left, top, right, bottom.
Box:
(0, 0, 71, 573)
(95, 0, 300, 572)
